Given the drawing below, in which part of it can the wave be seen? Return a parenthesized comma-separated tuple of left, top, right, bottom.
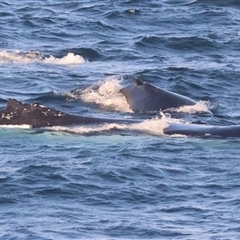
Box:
(0, 50, 85, 65)
(135, 35, 220, 53)
(163, 0, 198, 6)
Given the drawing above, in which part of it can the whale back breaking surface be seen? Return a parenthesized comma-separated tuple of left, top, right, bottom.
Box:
(0, 99, 135, 128)
(163, 123, 240, 138)
(120, 79, 196, 112)
(0, 99, 78, 128)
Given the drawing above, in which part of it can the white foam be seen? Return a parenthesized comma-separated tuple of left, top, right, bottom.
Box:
(47, 123, 129, 135)
(129, 117, 169, 136)
(0, 50, 85, 65)
(168, 101, 211, 114)
(44, 53, 85, 65)
(0, 124, 31, 129)
(68, 77, 132, 112)
(0, 50, 39, 63)
(46, 112, 180, 136)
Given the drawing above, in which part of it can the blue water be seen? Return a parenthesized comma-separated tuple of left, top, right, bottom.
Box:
(1, 1, 240, 239)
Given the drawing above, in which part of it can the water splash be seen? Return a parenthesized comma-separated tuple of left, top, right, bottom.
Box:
(0, 50, 42, 63)
(46, 112, 181, 137)
(44, 53, 85, 65)
(0, 50, 85, 65)
(67, 77, 132, 112)
(168, 101, 211, 113)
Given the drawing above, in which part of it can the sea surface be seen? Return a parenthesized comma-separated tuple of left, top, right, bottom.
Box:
(1, 1, 240, 239)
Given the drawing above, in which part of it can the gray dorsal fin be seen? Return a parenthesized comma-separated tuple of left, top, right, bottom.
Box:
(134, 78, 145, 86)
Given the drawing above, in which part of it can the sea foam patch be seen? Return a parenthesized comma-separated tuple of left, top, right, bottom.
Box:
(46, 112, 179, 137)
(0, 124, 32, 129)
(67, 77, 132, 112)
(0, 50, 85, 65)
(44, 53, 85, 65)
(168, 100, 211, 114)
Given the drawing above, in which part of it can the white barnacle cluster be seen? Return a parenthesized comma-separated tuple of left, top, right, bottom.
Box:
(1, 112, 14, 120)
(54, 111, 64, 117)
(41, 109, 50, 116)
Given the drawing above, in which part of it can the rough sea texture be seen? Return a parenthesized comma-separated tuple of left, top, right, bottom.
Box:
(1, 1, 240, 239)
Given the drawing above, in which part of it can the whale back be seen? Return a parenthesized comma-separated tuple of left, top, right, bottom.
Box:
(0, 99, 69, 127)
(0, 99, 138, 128)
(120, 79, 196, 112)
(164, 123, 240, 138)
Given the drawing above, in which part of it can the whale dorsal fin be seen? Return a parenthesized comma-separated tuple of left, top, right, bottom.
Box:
(7, 99, 26, 110)
(134, 78, 145, 86)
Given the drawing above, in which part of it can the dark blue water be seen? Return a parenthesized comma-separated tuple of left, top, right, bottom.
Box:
(1, 1, 240, 239)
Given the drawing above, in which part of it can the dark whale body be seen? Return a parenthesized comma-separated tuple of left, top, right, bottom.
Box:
(0, 99, 138, 128)
(120, 78, 196, 112)
(1, 99, 240, 138)
(164, 123, 240, 138)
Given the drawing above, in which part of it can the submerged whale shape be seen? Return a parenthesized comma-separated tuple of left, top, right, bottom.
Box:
(164, 123, 240, 138)
(120, 78, 196, 112)
(0, 99, 138, 128)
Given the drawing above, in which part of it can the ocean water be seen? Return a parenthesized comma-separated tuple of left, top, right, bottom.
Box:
(1, 1, 240, 239)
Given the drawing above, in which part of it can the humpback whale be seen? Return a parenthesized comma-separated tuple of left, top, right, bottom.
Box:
(1, 99, 240, 138)
(120, 78, 196, 112)
(0, 99, 138, 128)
